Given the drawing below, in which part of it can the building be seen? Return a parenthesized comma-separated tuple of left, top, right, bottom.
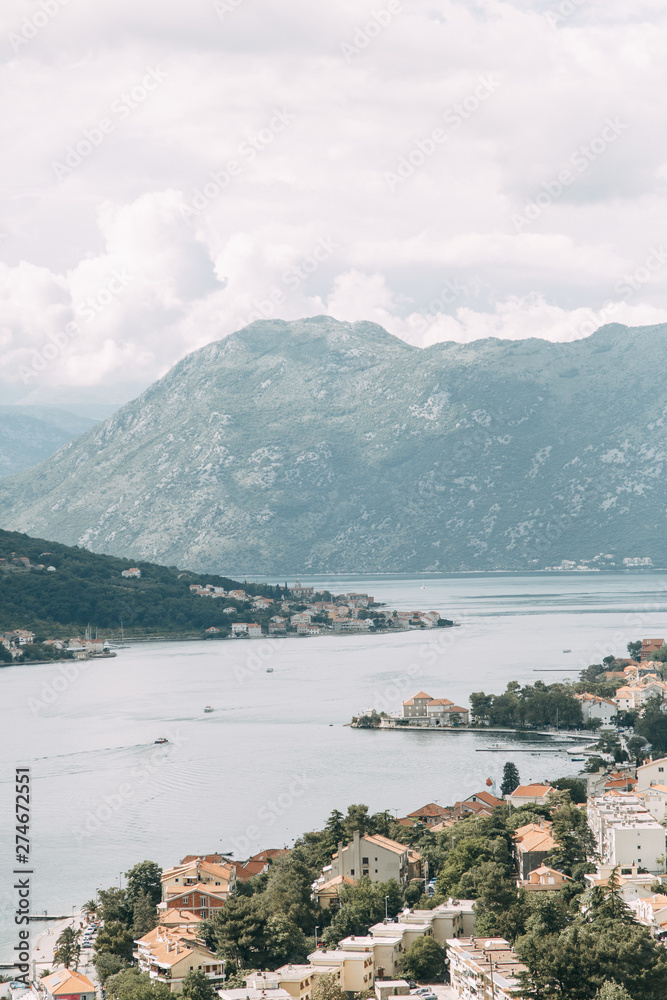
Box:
(40, 971, 96, 1000)
(586, 768, 637, 798)
(519, 866, 572, 891)
(406, 803, 451, 825)
(513, 823, 556, 880)
(640, 784, 667, 822)
(507, 783, 553, 807)
(588, 792, 666, 874)
(375, 981, 410, 1000)
(135, 926, 225, 992)
(308, 949, 374, 993)
(447, 937, 527, 1000)
(121, 567, 141, 578)
(338, 935, 405, 979)
(328, 832, 409, 883)
(401, 692, 435, 718)
(637, 756, 667, 791)
(160, 859, 235, 916)
(401, 691, 469, 724)
(640, 638, 665, 661)
(314, 874, 357, 909)
(576, 693, 618, 725)
(628, 894, 667, 939)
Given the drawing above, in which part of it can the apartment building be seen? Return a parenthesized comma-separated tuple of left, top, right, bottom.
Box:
(328, 831, 409, 883)
(588, 793, 666, 873)
(447, 937, 527, 1000)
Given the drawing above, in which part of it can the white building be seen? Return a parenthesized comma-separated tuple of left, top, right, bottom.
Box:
(587, 792, 666, 874)
(637, 756, 667, 791)
(329, 832, 409, 884)
(447, 937, 527, 1000)
(576, 693, 617, 725)
(121, 567, 141, 578)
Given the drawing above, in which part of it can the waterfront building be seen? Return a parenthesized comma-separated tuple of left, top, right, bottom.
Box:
(39, 970, 95, 1000)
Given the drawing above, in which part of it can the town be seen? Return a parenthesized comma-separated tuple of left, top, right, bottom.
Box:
(10, 738, 667, 1000)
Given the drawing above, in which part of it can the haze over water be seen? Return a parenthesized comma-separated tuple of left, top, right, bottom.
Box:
(2, 572, 667, 961)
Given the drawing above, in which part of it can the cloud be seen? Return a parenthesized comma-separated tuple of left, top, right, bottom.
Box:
(2, 0, 667, 402)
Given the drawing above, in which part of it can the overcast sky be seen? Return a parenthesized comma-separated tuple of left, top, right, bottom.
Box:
(1, 0, 667, 408)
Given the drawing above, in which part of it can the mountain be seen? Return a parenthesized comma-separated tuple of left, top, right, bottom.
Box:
(0, 527, 280, 637)
(0, 316, 666, 575)
(0, 406, 97, 478)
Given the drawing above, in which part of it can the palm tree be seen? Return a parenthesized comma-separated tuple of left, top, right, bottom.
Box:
(54, 926, 82, 970)
(83, 899, 98, 917)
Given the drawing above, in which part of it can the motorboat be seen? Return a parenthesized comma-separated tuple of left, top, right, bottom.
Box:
(154, 737, 169, 744)
(204, 706, 214, 712)
(266, 667, 274, 673)
(563, 649, 571, 653)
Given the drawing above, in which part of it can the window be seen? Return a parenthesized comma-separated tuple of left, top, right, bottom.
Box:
(362, 857, 369, 865)
(350, 869, 355, 875)
(660, 767, 664, 773)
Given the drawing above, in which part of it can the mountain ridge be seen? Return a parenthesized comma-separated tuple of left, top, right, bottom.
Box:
(0, 316, 665, 575)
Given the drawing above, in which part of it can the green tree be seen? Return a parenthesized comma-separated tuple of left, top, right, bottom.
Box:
(501, 761, 520, 796)
(93, 953, 129, 983)
(545, 800, 596, 877)
(125, 860, 162, 906)
(0, 644, 13, 663)
(344, 804, 372, 838)
(212, 896, 268, 967)
(54, 926, 81, 969)
(325, 809, 346, 846)
(401, 937, 446, 981)
(132, 890, 158, 938)
(97, 887, 133, 926)
(635, 695, 667, 753)
(265, 913, 309, 967)
(311, 973, 347, 1000)
(95, 921, 135, 963)
(627, 641, 642, 661)
(595, 984, 635, 1000)
(181, 970, 217, 1000)
(105, 967, 172, 1000)
(552, 777, 587, 804)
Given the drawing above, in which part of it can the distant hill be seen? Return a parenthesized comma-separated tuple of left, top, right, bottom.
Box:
(0, 528, 281, 638)
(0, 316, 666, 574)
(0, 405, 97, 478)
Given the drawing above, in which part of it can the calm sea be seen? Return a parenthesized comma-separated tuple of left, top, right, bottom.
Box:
(1, 572, 666, 961)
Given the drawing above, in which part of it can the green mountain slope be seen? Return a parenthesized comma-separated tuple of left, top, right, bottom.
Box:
(0, 406, 97, 477)
(0, 528, 280, 637)
(0, 316, 666, 574)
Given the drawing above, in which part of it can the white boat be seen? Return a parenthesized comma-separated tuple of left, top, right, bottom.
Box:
(563, 649, 571, 653)
(204, 706, 214, 713)
(266, 667, 274, 673)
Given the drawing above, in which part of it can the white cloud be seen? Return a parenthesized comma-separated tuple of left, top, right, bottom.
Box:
(2, 0, 667, 402)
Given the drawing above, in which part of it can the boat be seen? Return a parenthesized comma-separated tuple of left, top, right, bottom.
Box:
(563, 649, 571, 653)
(154, 737, 169, 744)
(266, 668, 274, 673)
(204, 706, 214, 713)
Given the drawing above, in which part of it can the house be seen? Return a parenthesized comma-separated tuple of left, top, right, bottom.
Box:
(507, 783, 553, 807)
(587, 792, 666, 874)
(640, 784, 667, 822)
(462, 789, 504, 810)
(576, 693, 617, 725)
(308, 949, 375, 993)
(628, 894, 667, 939)
(135, 925, 225, 992)
(637, 756, 667, 791)
(401, 692, 434, 718)
(519, 865, 572, 891)
(121, 567, 141, 578)
(204, 627, 221, 635)
(407, 802, 451, 825)
(291, 612, 313, 625)
(328, 831, 409, 883)
(40, 970, 96, 1000)
(447, 937, 527, 1000)
(513, 822, 556, 880)
(314, 874, 358, 908)
(161, 859, 235, 916)
(338, 935, 405, 979)
(640, 638, 665, 661)
(158, 908, 203, 930)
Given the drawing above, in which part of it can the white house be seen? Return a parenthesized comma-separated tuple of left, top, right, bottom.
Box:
(121, 567, 141, 578)
(507, 783, 553, 807)
(576, 693, 617, 725)
(637, 756, 667, 791)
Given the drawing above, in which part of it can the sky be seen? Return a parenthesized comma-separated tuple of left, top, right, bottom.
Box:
(1, 0, 667, 409)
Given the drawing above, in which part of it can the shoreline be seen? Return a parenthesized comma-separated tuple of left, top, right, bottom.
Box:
(350, 724, 594, 740)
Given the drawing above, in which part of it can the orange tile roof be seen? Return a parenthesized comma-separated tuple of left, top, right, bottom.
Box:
(511, 783, 553, 797)
(42, 971, 95, 995)
(408, 802, 449, 818)
(363, 833, 407, 854)
(317, 875, 357, 891)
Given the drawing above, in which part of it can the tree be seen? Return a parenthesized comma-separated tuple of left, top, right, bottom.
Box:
(635, 695, 667, 754)
(93, 952, 129, 983)
(501, 762, 520, 796)
(95, 921, 135, 963)
(125, 860, 162, 906)
(54, 926, 81, 970)
(552, 777, 587, 804)
(0, 643, 13, 663)
(595, 984, 635, 1000)
(132, 890, 158, 938)
(83, 899, 98, 916)
(310, 974, 347, 1000)
(545, 800, 596, 877)
(181, 970, 217, 1000)
(401, 937, 446, 981)
(105, 968, 172, 1000)
(212, 896, 269, 967)
(97, 887, 133, 926)
(627, 641, 642, 661)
